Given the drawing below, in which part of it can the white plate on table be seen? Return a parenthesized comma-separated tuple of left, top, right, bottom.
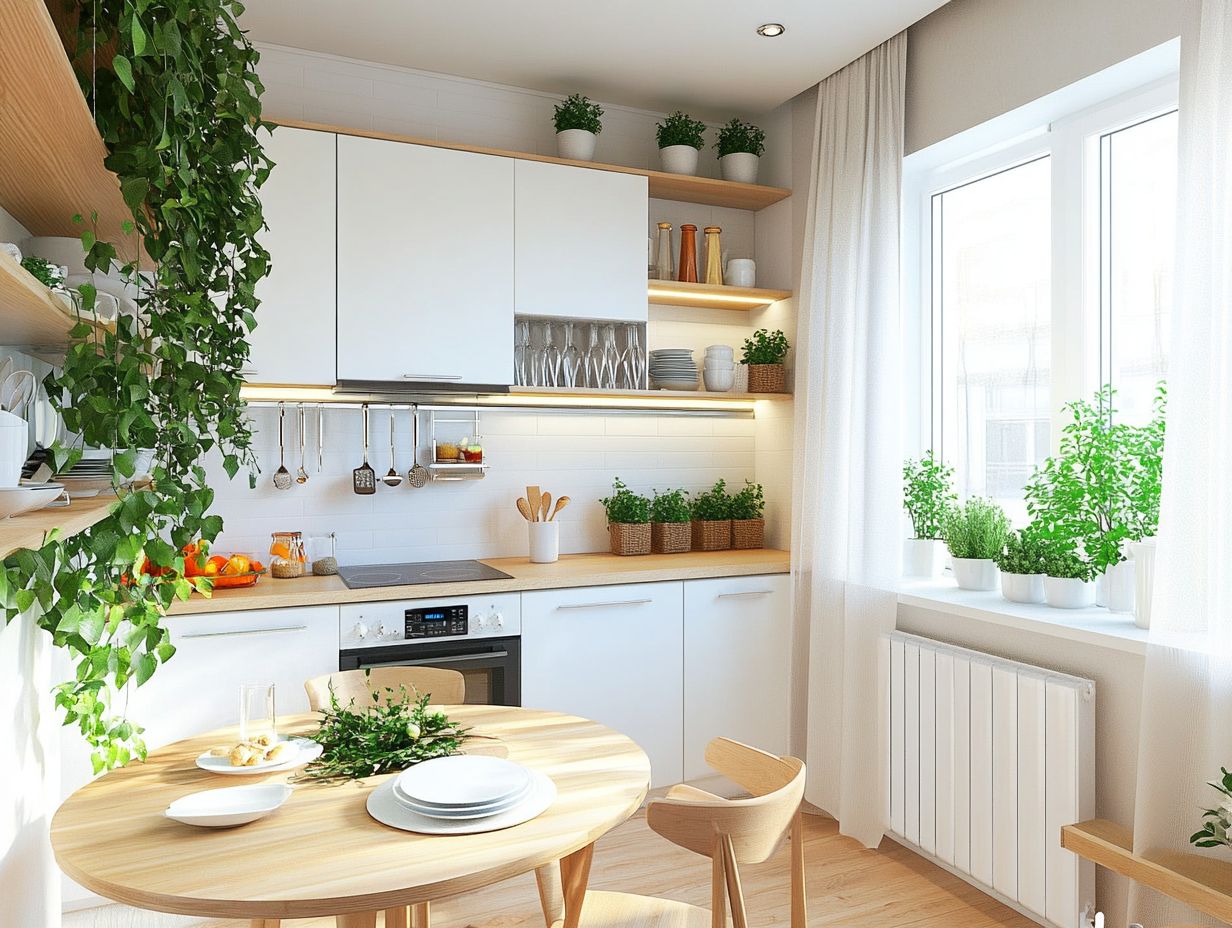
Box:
(394, 754, 532, 808)
(195, 737, 322, 775)
(166, 782, 293, 828)
(392, 776, 533, 819)
(368, 768, 556, 835)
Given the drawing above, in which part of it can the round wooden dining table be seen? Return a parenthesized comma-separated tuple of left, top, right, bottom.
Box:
(51, 706, 651, 928)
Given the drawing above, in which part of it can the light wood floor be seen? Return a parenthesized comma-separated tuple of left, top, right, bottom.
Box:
(66, 811, 1034, 928)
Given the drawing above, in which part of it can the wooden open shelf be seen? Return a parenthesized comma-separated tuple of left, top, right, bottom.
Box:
(506, 385, 790, 409)
(1062, 819, 1232, 923)
(0, 249, 84, 346)
(274, 118, 791, 212)
(0, 0, 138, 259)
(0, 493, 115, 559)
(647, 279, 792, 311)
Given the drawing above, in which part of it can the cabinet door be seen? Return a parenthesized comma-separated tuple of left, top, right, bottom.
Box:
(522, 582, 682, 787)
(246, 126, 337, 386)
(683, 575, 791, 780)
(515, 161, 648, 322)
(336, 136, 514, 386)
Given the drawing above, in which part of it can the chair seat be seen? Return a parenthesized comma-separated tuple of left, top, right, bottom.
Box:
(576, 891, 711, 928)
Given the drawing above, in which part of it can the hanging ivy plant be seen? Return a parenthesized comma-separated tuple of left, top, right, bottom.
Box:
(0, 0, 270, 771)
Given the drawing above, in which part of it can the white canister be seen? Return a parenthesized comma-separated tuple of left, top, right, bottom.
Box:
(0, 411, 28, 487)
(903, 537, 946, 579)
(659, 145, 700, 175)
(529, 521, 559, 564)
(725, 258, 756, 287)
(951, 556, 998, 591)
(556, 129, 597, 162)
(1131, 538, 1156, 629)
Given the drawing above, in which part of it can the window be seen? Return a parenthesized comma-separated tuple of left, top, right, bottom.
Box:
(907, 75, 1178, 522)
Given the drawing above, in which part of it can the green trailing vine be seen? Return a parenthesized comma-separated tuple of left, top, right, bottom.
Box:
(0, 0, 270, 771)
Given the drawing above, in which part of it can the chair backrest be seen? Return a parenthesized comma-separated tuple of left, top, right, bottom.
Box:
(304, 667, 465, 712)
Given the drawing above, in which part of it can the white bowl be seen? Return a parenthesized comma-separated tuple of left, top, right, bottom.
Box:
(705, 345, 734, 357)
(703, 360, 735, 369)
(0, 483, 65, 518)
(165, 782, 293, 828)
(703, 371, 736, 392)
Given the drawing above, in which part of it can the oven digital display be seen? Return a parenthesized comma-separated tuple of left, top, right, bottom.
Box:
(406, 605, 467, 638)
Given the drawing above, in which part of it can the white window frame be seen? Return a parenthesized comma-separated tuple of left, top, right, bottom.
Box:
(903, 75, 1179, 476)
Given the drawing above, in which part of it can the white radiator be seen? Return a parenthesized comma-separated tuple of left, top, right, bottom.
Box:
(883, 632, 1095, 928)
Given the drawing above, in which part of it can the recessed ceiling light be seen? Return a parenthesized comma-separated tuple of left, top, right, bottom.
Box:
(756, 23, 786, 37)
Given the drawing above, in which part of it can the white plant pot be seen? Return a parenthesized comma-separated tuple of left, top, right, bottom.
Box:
(1044, 576, 1095, 609)
(903, 538, 946, 579)
(951, 557, 998, 591)
(660, 144, 700, 175)
(719, 152, 760, 184)
(1001, 572, 1045, 604)
(1131, 538, 1156, 629)
(1105, 559, 1136, 614)
(556, 129, 597, 162)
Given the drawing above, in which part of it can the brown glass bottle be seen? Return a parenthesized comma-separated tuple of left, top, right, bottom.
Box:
(677, 224, 699, 282)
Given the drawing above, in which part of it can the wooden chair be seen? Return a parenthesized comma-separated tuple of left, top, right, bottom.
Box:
(303, 666, 466, 711)
(537, 737, 807, 928)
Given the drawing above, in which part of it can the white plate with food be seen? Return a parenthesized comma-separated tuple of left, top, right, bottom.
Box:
(195, 736, 322, 775)
(166, 783, 293, 828)
(368, 768, 556, 835)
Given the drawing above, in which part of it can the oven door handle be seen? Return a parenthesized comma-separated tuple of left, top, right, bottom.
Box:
(359, 650, 509, 670)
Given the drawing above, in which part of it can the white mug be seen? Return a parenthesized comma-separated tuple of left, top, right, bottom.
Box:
(0, 411, 28, 487)
(725, 258, 756, 287)
(529, 521, 559, 564)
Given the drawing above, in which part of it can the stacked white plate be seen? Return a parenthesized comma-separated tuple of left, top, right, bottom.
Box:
(703, 345, 735, 392)
(649, 348, 698, 391)
(367, 754, 557, 835)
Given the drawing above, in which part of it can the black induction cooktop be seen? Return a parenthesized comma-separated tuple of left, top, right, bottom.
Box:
(337, 559, 513, 590)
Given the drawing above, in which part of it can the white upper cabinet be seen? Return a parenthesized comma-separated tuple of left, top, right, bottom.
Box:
(245, 126, 337, 387)
(336, 136, 514, 387)
(515, 161, 648, 322)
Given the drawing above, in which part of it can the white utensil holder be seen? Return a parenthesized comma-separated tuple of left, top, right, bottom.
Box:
(0, 412, 28, 487)
(529, 521, 559, 564)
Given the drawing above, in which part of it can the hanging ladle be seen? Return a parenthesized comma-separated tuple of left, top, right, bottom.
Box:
(382, 411, 403, 488)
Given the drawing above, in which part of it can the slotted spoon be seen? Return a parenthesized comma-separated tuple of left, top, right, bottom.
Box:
(407, 407, 428, 488)
(295, 404, 310, 484)
(382, 412, 403, 488)
(352, 405, 376, 495)
(272, 403, 293, 489)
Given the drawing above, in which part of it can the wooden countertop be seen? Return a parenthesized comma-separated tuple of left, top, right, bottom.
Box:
(170, 548, 791, 615)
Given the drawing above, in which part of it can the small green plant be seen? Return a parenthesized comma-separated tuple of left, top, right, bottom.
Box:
(650, 488, 691, 524)
(741, 329, 789, 365)
(942, 498, 1010, 560)
(20, 255, 64, 289)
(903, 452, 956, 539)
(1191, 768, 1232, 850)
(729, 480, 765, 520)
(600, 478, 650, 524)
(1040, 546, 1095, 582)
(690, 479, 732, 521)
(715, 119, 765, 157)
(553, 93, 604, 134)
(994, 528, 1049, 575)
(656, 110, 707, 150)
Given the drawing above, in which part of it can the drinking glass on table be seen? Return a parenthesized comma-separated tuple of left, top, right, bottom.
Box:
(239, 683, 277, 745)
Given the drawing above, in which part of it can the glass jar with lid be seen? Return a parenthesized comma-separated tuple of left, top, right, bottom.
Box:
(269, 531, 306, 579)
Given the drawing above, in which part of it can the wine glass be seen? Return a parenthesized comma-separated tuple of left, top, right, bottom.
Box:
(584, 323, 603, 388)
(562, 321, 581, 388)
(624, 323, 646, 389)
(514, 319, 530, 385)
(542, 322, 562, 387)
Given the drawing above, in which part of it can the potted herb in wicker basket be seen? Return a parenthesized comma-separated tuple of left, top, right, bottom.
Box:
(601, 478, 651, 556)
(690, 480, 733, 551)
(650, 488, 692, 554)
(730, 480, 766, 549)
(742, 329, 789, 394)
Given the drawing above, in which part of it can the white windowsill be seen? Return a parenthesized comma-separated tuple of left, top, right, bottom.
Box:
(897, 580, 1150, 656)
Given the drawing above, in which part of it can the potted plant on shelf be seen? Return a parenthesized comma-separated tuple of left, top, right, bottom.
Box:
(941, 498, 1010, 591)
(553, 93, 604, 161)
(690, 479, 733, 551)
(600, 478, 651, 556)
(902, 451, 955, 578)
(650, 488, 692, 554)
(730, 480, 766, 549)
(715, 118, 766, 184)
(656, 110, 707, 176)
(995, 528, 1048, 604)
(1041, 546, 1097, 609)
(741, 329, 790, 394)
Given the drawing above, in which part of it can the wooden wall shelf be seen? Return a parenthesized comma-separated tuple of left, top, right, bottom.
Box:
(506, 385, 790, 410)
(647, 280, 792, 311)
(273, 119, 791, 212)
(1062, 819, 1232, 923)
(0, 250, 85, 347)
(0, 0, 138, 260)
(0, 494, 115, 559)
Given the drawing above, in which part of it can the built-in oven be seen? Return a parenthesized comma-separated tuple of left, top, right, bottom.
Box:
(337, 592, 521, 706)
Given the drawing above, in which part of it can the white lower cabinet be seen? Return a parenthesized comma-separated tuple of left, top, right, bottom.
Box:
(683, 575, 792, 780)
(521, 582, 683, 787)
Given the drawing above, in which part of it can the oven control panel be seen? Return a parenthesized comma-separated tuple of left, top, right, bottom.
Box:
(339, 593, 521, 648)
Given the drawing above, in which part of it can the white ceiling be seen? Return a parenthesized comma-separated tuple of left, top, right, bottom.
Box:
(239, 0, 948, 117)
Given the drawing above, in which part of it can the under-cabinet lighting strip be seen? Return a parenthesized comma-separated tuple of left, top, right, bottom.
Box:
(648, 289, 783, 307)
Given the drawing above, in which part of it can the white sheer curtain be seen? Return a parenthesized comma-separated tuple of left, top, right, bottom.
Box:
(792, 33, 906, 847)
(1129, 0, 1232, 922)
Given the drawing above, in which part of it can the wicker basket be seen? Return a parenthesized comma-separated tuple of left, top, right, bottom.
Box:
(652, 522, 692, 554)
(731, 518, 765, 550)
(691, 519, 732, 552)
(747, 363, 786, 394)
(609, 522, 651, 556)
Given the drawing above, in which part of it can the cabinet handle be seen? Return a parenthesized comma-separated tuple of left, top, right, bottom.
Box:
(181, 625, 307, 640)
(240, 367, 259, 376)
(556, 598, 653, 610)
(401, 374, 463, 381)
(360, 651, 508, 670)
(716, 590, 774, 599)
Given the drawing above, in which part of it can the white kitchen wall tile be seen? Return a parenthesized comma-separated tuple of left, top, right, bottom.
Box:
(604, 416, 660, 436)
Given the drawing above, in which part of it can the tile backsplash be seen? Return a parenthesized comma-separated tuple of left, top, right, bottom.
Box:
(208, 407, 756, 565)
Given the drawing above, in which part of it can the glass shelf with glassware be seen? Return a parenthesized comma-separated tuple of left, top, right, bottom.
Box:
(513, 316, 647, 392)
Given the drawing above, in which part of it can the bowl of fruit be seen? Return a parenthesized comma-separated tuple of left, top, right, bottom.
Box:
(185, 549, 267, 590)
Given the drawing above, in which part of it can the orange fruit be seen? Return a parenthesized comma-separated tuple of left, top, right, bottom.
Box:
(221, 554, 250, 576)
(270, 542, 291, 559)
(204, 555, 228, 576)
